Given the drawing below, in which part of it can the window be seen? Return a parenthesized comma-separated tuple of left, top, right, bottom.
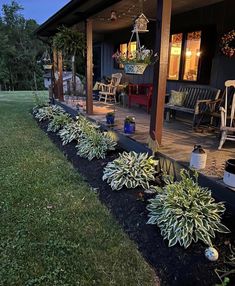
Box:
(183, 31, 201, 81)
(168, 30, 202, 82)
(168, 33, 182, 80)
(118, 41, 137, 68)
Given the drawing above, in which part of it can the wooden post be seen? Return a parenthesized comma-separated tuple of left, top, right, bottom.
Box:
(57, 50, 64, 101)
(52, 48, 58, 100)
(149, 0, 172, 146)
(86, 19, 93, 115)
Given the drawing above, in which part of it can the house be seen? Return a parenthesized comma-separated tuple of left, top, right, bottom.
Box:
(43, 71, 85, 95)
(36, 0, 235, 144)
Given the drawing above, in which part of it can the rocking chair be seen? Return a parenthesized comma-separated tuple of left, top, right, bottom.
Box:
(98, 73, 122, 103)
(218, 80, 235, 149)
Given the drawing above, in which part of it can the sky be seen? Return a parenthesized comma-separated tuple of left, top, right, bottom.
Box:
(0, 0, 70, 24)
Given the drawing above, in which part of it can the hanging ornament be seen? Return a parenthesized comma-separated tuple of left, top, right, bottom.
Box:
(133, 13, 149, 33)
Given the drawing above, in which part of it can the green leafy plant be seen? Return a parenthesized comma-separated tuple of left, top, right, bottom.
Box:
(76, 130, 117, 161)
(113, 46, 158, 65)
(147, 170, 230, 248)
(124, 116, 135, 123)
(34, 105, 65, 121)
(102, 151, 158, 191)
(106, 112, 115, 117)
(58, 116, 98, 145)
(32, 91, 48, 114)
(47, 113, 72, 133)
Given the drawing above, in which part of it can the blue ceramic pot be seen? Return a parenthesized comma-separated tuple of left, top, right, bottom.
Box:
(106, 115, 115, 125)
(124, 122, 135, 134)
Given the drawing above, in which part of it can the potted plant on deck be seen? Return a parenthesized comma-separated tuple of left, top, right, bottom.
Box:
(106, 112, 115, 125)
(124, 116, 135, 134)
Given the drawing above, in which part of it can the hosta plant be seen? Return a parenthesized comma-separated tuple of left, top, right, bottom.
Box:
(58, 116, 99, 145)
(47, 113, 72, 133)
(147, 170, 230, 248)
(102, 151, 158, 190)
(76, 130, 117, 161)
(34, 105, 65, 122)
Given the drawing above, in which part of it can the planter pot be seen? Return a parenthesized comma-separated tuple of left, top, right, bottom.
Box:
(106, 115, 115, 125)
(223, 159, 235, 188)
(124, 122, 135, 134)
(124, 63, 148, 75)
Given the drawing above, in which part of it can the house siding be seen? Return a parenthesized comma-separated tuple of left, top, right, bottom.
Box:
(97, 0, 235, 91)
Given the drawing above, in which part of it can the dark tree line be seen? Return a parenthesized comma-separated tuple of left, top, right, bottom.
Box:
(0, 1, 46, 91)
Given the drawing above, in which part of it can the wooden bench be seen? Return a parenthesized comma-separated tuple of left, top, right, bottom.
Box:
(128, 84, 153, 113)
(165, 85, 221, 127)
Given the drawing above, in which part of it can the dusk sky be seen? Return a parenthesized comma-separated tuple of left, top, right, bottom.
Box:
(0, 0, 70, 24)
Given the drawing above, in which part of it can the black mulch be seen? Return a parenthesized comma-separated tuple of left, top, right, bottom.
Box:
(36, 118, 235, 286)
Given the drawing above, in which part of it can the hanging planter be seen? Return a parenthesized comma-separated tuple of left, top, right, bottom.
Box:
(124, 63, 148, 75)
(43, 64, 53, 70)
(112, 15, 158, 75)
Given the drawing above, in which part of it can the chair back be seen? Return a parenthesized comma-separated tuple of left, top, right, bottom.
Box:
(221, 80, 235, 128)
(110, 73, 122, 87)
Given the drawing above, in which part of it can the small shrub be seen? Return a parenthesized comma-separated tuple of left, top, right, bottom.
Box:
(47, 113, 72, 133)
(147, 170, 230, 248)
(102, 151, 158, 190)
(34, 105, 65, 121)
(76, 130, 117, 161)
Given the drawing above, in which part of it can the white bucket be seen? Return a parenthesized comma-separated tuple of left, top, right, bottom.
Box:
(223, 159, 235, 188)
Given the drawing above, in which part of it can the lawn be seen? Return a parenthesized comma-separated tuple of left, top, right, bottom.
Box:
(0, 91, 156, 286)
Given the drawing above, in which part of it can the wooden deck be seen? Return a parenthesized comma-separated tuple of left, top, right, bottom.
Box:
(80, 101, 234, 181)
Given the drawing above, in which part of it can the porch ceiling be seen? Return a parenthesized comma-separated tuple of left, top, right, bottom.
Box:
(92, 0, 223, 33)
(36, 0, 223, 37)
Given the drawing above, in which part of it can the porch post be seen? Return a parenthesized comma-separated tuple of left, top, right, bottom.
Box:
(149, 0, 172, 146)
(86, 19, 93, 115)
(52, 48, 58, 100)
(57, 50, 64, 101)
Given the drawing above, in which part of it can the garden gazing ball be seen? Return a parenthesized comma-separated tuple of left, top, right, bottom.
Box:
(205, 247, 219, 261)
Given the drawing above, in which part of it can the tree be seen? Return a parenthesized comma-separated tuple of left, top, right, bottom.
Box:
(53, 26, 85, 95)
(0, 0, 46, 90)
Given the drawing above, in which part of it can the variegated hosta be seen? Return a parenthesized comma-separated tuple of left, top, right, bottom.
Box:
(58, 116, 100, 145)
(102, 151, 158, 190)
(76, 130, 117, 161)
(58, 120, 81, 145)
(147, 170, 230, 248)
(34, 105, 65, 121)
(47, 113, 72, 133)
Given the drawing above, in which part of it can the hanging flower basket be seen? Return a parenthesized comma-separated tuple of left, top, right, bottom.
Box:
(124, 63, 148, 75)
(43, 64, 53, 70)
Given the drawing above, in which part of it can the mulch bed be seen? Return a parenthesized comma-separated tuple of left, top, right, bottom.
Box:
(36, 118, 235, 286)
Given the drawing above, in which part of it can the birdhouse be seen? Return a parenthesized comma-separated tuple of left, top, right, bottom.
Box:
(133, 13, 149, 33)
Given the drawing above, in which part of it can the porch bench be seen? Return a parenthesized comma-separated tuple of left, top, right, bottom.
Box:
(128, 84, 153, 113)
(165, 85, 221, 127)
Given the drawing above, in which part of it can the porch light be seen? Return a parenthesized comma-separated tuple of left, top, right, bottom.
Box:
(196, 51, 201, 57)
(110, 10, 117, 21)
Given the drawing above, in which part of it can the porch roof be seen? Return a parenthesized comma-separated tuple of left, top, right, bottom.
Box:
(36, 0, 223, 38)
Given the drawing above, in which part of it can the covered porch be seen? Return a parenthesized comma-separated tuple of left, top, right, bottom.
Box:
(36, 0, 235, 182)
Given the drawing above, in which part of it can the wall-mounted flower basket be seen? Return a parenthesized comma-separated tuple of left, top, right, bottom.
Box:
(124, 63, 148, 75)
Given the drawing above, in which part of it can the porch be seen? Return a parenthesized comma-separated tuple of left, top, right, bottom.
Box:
(65, 99, 235, 181)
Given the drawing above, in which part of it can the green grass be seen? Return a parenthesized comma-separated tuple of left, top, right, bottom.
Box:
(0, 91, 156, 286)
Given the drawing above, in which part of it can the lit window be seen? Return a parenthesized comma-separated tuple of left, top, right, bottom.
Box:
(119, 42, 137, 68)
(168, 33, 182, 80)
(183, 31, 201, 81)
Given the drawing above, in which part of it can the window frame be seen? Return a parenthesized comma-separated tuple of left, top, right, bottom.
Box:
(168, 29, 203, 83)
